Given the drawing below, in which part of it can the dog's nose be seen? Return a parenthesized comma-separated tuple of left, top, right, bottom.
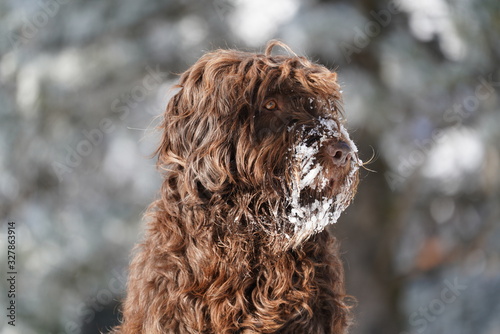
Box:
(326, 140, 352, 167)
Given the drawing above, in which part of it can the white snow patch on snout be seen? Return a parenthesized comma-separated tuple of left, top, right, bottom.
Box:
(286, 116, 360, 247)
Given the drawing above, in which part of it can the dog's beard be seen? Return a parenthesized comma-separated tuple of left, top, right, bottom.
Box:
(283, 116, 360, 247)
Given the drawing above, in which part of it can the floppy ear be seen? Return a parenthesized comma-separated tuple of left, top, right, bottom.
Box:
(155, 68, 238, 204)
(182, 113, 236, 200)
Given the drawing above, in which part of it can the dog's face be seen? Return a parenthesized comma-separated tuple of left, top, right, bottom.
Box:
(249, 90, 360, 246)
(158, 41, 360, 247)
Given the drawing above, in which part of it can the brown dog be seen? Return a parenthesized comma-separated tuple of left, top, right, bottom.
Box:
(113, 41, 360, 333)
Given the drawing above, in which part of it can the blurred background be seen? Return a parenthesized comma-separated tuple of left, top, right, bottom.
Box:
(1, 0, 499, 333)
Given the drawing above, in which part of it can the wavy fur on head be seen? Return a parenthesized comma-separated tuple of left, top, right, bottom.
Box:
(113, 41, 360, 334)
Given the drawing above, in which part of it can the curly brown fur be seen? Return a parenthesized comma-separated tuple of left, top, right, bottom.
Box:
(112, 41, 360, 334)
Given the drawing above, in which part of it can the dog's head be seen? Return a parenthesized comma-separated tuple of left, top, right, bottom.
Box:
(157, 41, 361, 247)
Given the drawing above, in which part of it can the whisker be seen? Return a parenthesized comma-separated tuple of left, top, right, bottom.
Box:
(360, 146, 377, 172)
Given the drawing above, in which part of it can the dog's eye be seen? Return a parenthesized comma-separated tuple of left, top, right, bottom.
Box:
(264, 100, 278, 111)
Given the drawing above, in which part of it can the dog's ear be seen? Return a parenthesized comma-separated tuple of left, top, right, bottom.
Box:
(155, 77, 237, 204)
